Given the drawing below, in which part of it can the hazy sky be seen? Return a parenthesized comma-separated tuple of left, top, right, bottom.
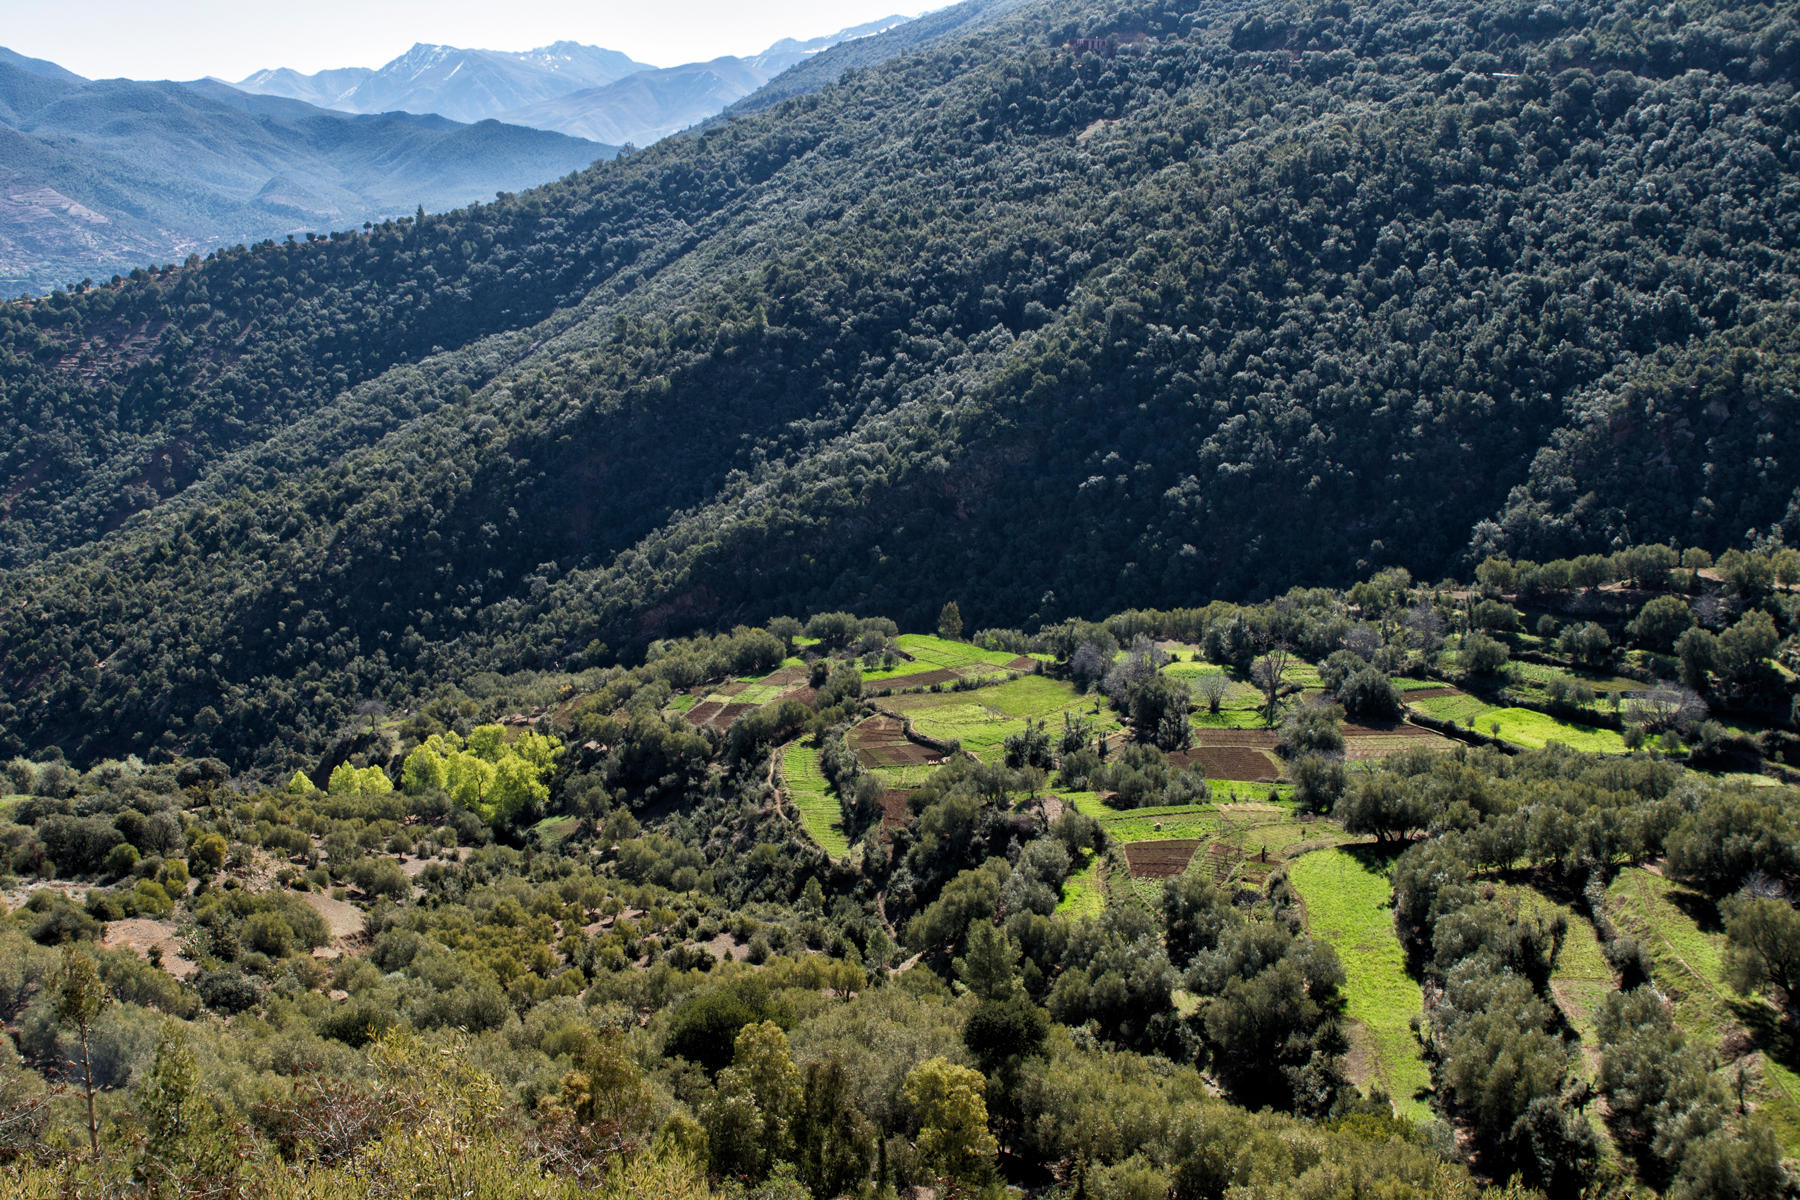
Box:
(5, 1, 944, 82)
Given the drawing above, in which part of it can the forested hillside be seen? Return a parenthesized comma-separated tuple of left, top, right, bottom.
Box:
(4, 0, 1800, 771)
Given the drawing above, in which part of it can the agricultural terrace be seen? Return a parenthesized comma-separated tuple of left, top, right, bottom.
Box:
(1057, 855, 1106, 918)
(1407, 688, 1632, 754)
(1066, 792, 1352, 900)
(1489, 882, 1612, 1075)
(781, 742, 849, 860)
(1287, 848, 1431, 1120)
(1605, 867, 1800, 1148)
(882, 675, 1121, 762)
(861, 634, 1044, 691)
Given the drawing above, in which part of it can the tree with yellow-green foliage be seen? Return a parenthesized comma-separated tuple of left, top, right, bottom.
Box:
(328, 763, 393, 796)
(903, 1057, 996, 1191)
(401, 725, 563, 826)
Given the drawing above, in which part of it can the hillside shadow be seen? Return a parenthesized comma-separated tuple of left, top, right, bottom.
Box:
(1342, 841, 1410, 872)
(1666, 886, 1724, 934)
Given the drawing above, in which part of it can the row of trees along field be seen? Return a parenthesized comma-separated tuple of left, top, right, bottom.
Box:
(2, 545, 1799, 1197)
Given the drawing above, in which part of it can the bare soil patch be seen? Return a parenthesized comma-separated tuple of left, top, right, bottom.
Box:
(866, 667, 960, 694)
(104, 918, 195, 979)
(1197, 729, 1281, 749)
(710, 703, 754, 729)
(1124, 840, 1203, 879)
(1404, 687, 1462, 700)
(705, 933, 751, 963)
(851, 716, 944, 768)
(686, 701, 727, 726)
(1173, 746, 1280, 781)
(300, 892, 367, 941)
(1343, 721, 1438, 739)
(878, 789, 915, 830)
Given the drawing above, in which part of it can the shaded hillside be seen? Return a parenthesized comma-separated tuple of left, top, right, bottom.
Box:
(3, 0, 1800, 768)
(0, 57, 615, 294)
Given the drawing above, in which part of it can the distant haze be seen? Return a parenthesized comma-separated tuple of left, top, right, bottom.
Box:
(5, 0, 945, 82)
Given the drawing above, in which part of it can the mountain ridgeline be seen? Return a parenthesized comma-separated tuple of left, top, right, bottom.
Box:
(3, 0, 1800, 769)
(0, 48, 615, 296)
(235, 19, 914, 150)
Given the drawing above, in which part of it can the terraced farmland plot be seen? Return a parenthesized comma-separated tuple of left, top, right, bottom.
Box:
(1288, 848, 1431, 1120)
(850, 715, 945, 768)
(876, 789, 914, 830)
(782, 742, 850, 859)
(1407, 689, 1492, 725)
(1124, 840, 1202, 878)
(1606, 867, 1800, 1151)
(1091, 810, 1216, 844)
(1494, 883, 1613, 1071)
(885, 676, 1119, 761)
(861, 634, 1021, 678)
(1058, 855, 1105, 918)
(864, 667, 963, 693)
(1173, 744, 1280, 781)
(869, 763, 939, 789)
(1190, 707, 1272, 730)
(1480, 707, 1628, 754)
(1341, 721, 1458, 761)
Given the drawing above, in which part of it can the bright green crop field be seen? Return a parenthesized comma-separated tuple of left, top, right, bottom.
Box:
(1058, 854, 1105, 918)
(1287, 848, 1431, 1120)
(783, 742, 849, 859)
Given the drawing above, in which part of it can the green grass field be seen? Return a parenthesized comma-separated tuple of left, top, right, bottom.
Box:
(1287, 848, 1432, 1121)
(730, 683, 786, 705)
(530, 815, 578, 848)
(883, 634, 1019, 672)
(887, 677, 1120, 761)
(1058, 854, 1106, 918)
(1407, 691, 1491, 725)
(1191, 708, 1271, 730)
(1480, 707, 1628, 753)
(783, 742, 850, 859)
(1094, 812, 1217, 843)
(1606, 868, 1800, 1152)
(668, 694, 699, 713)
(869, 764, 938, 789)
(1509, 661, 1642, 697)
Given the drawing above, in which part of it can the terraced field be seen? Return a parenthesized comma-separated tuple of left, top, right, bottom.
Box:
(860, 634, 1028, 683)
(1605, 867, 1800, 1151)
(782, 741, 850, 859)
(1288, 848, 1432, 1121)
(1479, 707, 1628, 753)
(884, 676, 1120, 762)
(1057, 855, 1105, 918)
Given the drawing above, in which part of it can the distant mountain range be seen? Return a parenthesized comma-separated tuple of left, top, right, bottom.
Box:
(234, 42, 655, 125)
(233, 18, 912, 148)
(0, 16, 913, 295)
(0, 47, 614, 295)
